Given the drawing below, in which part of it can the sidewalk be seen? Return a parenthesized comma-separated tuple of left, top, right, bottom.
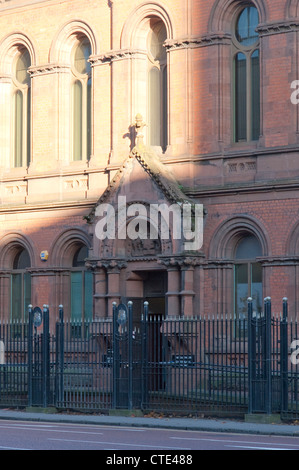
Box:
(0, 409, 299, 437)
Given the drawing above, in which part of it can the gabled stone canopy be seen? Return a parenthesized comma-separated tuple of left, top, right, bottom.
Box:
(85, 138, 194, 226)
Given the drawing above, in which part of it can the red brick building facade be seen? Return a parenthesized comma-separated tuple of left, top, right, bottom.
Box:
(0, 0, 298, 329)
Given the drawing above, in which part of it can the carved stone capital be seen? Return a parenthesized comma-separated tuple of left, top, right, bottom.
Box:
(98, 259, 127, 272)
(158, 254, 203, 268)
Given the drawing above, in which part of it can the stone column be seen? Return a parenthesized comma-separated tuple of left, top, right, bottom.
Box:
(159, 258, 180, 317)
(92, 265, 107, 320)
(102, 260, 127, 317)
(178, 257, 202, 317)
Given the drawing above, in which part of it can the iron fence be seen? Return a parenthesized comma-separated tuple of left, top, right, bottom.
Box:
(0, 299, 298, 419)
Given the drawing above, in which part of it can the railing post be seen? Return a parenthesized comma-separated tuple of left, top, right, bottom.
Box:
(281, 297, 289, 414)
(56, 305, 64, 406)
(28, 304, 33, 407)
(142, 301, 149, 409)
(265, 297, 272, 415)
(112, 301, 117, 409)
(128, 301, 133, 411)
(247, 297, 253, 414)
(42, 304, 50, 408)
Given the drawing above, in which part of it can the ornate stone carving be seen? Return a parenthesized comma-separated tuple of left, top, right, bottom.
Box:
(89, 49, 145, 66)
(133, 113, 147, 149)
(126, 237, 161, 258)
(164, 33, 231, 51)
(28, 64, 70, 77)
(257, 20, 299, 36)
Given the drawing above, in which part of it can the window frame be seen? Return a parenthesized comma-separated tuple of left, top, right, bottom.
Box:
(147, 20, 168, 152)
(69, 245, 93, 337)
(70, 36, 92, 162)
(233, 234, 263, 335)
(11, 48, 31, 168)
(231, 5, 260, 143)
(10, 248, 31, 325)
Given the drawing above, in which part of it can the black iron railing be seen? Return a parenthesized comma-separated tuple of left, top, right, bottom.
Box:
(0, 299, 298, 419)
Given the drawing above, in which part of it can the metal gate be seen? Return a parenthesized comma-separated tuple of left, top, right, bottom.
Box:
(112, 301, 144, 409)
(248, 297, 289, 414)
(28, 305, 52, 407)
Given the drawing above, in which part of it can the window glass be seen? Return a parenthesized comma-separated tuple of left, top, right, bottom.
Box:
(148, 21, 167, 151)
(15, 49, 31, 85)
(149, 22, 167, 61)
(71, 37, 92, 162)
(14, 90, 23, 168)
(13, 48, 31, 168)
(11, 249, 31, 325)
(236, 6, 259, 46)
(73, 80, 83, 161)
(73, 245, 88, 267)
(73, 38, 91, 75)
(234, 235, 263, 329)
(71, 245, 92, 334)
(13, 248, 31, 269)
(251, 49, 260, 141)
(235, 53, 247, 142)
(233, 6, 260, 143)
(235, 234, 262, 259)
(235, 263, 248, 321)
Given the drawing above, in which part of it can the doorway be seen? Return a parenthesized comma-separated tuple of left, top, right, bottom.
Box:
(144, 271, 167, 391)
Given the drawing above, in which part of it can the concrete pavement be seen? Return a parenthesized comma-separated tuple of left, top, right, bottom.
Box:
(0, 409, 299, 437)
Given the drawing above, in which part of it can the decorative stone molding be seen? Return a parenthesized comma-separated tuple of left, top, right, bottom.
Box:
(226, 161, 257, 174)
(257, 20, 299, 36)
(89, 49, 145, 66)
(5, 183, 27, 195)
(64, 177, 88, 191)
(158, 254, 204, 268)
(97, 259, 127, 272)
(0, 73, 11, 83)
(28, 64, 70, 77)
(164, 33, 231, 51)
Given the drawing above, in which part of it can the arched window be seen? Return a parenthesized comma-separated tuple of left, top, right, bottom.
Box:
(147, 20, 168, 151)
(12, 48, 31, 167)
(233, 5, 260, 142)
(234, 235, 262, 324)
(11, 248, 31, 323)
(71, 37, 92, 161)
(70, 245, 92, 335)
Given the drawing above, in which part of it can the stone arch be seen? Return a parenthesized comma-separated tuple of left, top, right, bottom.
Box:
(51, 228, 92, 267)
(285, 0, 299, 19)
(286, 219, 299, 255)
(0, 232, 35, 269)
(0, 32, 36, 74)
(209, 215, 269, 260)
(49, 19, 98, 64)
(208, 0, 268, 33)
(121, 2, 174, 50)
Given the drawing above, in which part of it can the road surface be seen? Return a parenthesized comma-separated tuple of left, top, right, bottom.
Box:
(0, 419, 298, 452)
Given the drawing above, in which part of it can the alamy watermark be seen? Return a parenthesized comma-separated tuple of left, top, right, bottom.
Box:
(94, 196, 204, 251)
(290, 340, 299, 365)
(290, 80, 299, 104)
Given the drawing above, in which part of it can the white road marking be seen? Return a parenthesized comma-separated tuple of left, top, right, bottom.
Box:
(48, 438, 191, 450)
(0, 424, 103, 436)
(225, 445, 292, 450)
(0, 445, 30, 450)
(170, 436, 299, 450)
